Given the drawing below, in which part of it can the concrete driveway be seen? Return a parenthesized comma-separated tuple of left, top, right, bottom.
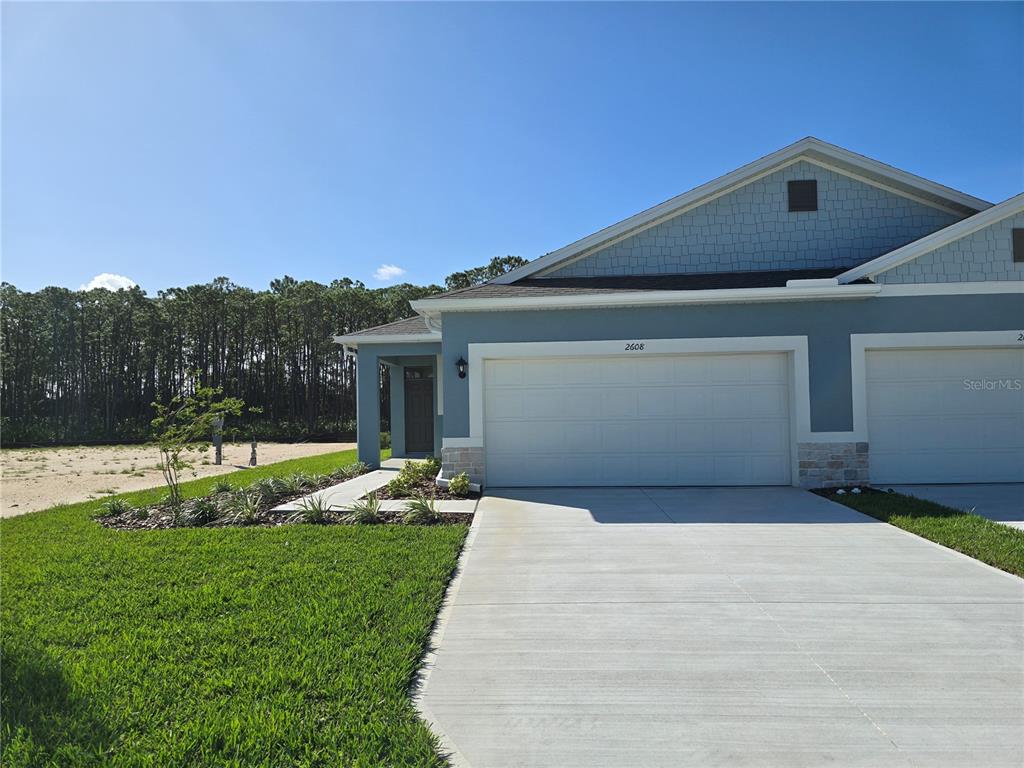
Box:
(887, 484, 1024, 530)
(417, 487, 1024, 768)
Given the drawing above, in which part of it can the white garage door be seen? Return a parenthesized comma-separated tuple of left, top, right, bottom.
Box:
(866, 347, 1024, 484)
(483, 353, 792, 486)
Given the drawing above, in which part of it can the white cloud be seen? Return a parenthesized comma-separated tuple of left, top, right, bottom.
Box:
(373, 264, 406, 282)
(79, 273, 138, 291)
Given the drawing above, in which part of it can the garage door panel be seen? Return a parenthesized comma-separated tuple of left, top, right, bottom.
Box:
(673, 389, 713, 416)
(866, 348, 1024, 484)
(671, 357, 710, 384)
(484, 352, 791, 486)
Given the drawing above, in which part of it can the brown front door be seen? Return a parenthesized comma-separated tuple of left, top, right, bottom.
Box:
(404, 373, 434, 453)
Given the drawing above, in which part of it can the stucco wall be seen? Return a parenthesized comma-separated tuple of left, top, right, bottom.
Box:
(875, 212, 1024, 284)
(545, 161, 962, 278)
(439, 294, 1022, 439)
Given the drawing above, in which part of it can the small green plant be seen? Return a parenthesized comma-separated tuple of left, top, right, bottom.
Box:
(212, 479, 234, 494)
(331, 462, 368, 483)
(227, 492, 261, 525)
(403, 495, 440, 525)
(307, 473, 331, 489)
(275, 473, 314, 496)
(447, 472, 471, 497)
(385, 476, 414, 497)
(345, 492, 381, 525)
(251, 477, 280, 504)
(293, 494, 332, 524)
(132, 506, 150, 521)
(188, 498, 219, 527)
(97, 497, 134, 518)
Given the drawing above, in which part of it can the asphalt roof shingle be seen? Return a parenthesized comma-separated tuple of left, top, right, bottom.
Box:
(421, 268, 854, 301)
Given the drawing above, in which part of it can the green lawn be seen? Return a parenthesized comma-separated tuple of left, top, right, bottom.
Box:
(828, 490, 1024, 578)
(1, 448, 467, 767)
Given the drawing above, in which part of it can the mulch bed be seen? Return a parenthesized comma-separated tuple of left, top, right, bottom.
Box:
(374, 475, 479, 501)
(97, 467, 473, 531)
(811, 486, 886, 500)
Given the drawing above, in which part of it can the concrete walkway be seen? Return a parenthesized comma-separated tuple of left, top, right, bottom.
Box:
(417, 487, 1024, 768)
(273, 458, 479, 514)
(888, 484, 1024, 530)
(272, 458, 405, 512)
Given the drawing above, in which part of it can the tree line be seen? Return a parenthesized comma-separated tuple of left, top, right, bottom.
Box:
(0, 256, 526, 445)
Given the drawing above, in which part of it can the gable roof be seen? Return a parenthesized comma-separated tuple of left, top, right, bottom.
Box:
(837, 192, 1024, 283)
(493, 137, 991, 284)
(333, 315, 439, 346)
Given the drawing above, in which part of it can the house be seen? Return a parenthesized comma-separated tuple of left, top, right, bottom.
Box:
(335, 137, 1024, 489)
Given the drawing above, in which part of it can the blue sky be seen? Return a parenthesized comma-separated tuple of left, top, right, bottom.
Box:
(3, 2, 1022, 293)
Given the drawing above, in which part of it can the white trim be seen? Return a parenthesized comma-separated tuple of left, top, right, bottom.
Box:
(876, 281, 1024, 297)
(492, 137, 989, 284)
(332, 332, 440, 347)
(442, 437, 484, 449)
(435, 354, 444, 416)
(465, 336, 839, 487)
(413, 283, 880, 314)
(786, 278, 839, 288)
(849, 330, 1024, 442)
(838, 193, 1024, 283)
(802, 157, 969, 218)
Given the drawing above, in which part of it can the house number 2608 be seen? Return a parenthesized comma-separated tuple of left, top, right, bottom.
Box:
(625, 342, 645, 351)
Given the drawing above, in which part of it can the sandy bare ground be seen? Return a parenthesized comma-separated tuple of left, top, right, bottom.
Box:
(0, 442, 356, 518)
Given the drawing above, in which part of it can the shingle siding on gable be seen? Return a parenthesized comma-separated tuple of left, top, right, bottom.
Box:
(545, 161, 962, 278)
(875, 212, 1024, 284)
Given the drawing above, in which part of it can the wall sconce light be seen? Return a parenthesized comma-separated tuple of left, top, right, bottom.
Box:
(456, 357, 468, 379)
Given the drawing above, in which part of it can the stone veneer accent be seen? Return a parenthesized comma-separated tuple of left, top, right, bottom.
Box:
(798, 441, 869, 488)
(441, 446, 485, 487)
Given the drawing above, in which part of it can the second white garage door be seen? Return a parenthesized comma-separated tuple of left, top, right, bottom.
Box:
(483, 352, 792, 486)
(866, 347, 1024, 484)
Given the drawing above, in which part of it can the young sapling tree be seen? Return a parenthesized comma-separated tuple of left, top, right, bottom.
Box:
(151, 374, 244, 509)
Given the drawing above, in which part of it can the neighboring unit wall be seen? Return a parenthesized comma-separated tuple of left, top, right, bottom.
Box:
(546, 161, 962, 278)
(875, 212, 1024, 283)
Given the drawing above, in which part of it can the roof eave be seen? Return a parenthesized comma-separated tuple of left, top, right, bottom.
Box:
(332, 332, 441, 348)
(410, 283, 881, 313)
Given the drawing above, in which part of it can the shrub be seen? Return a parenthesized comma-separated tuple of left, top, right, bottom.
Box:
(132, 506, 150, 521)
(403, 495, 440, 525)
(188, 498, 219, 527)
(273, 473, 311, 496)
(250, 477, 281, 504)
(293, 494, 332, 524)
(423, 456, 442, 477)
(345, 492, 381, 525)
(385, 477, 414, 497)
(97, 497, 134, 518)
(212, 479, 234, 494)
(380, 431, 391, 450)
(226, 491, 261, 525)
(332, 462, 368, 483)
(447, 472, 471, 497)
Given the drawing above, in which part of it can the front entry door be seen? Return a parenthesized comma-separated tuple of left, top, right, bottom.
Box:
(404, 369, 435, 453)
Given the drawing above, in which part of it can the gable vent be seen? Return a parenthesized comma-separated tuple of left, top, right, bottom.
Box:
(788, 180, 818, 212)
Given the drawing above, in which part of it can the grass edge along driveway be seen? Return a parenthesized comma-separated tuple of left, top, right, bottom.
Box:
(1, 448, 468, 767)
(827, 490, 1024, 578)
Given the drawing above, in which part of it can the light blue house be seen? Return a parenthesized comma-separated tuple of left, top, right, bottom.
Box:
(336, 138, 1024, 488)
